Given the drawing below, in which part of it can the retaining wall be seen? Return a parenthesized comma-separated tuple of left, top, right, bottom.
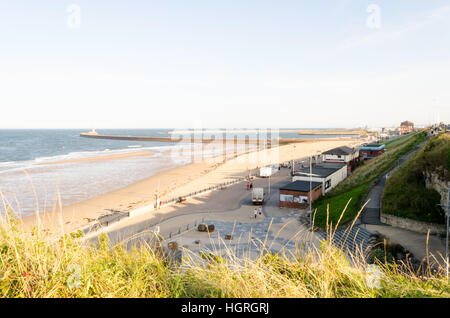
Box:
(380, 213, 446, 235)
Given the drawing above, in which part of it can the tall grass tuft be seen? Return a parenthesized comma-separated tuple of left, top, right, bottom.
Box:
(0, 205, 448, 298)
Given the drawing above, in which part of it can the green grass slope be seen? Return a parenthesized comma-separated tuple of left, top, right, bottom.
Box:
(382, 133, 450, 224)
(313, 131, 427, 228)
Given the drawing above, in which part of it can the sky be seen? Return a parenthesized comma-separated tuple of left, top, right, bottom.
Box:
(0, 0, 449, 129)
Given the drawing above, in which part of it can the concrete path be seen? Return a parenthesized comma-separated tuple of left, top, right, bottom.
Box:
(88, 168, 294, 246)
(360, 140, 426, 225)
(363, 224, 446, 265)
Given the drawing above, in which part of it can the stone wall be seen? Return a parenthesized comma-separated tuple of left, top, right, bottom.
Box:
(381, 213, 446, 235)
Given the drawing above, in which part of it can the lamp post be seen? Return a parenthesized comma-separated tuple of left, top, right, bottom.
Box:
(438, 184, 450, 280)
(309, 155, 312, 225)
(309, 151, 321, 226)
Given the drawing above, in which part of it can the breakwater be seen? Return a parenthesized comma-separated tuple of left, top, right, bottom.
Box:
(80, 132, 354, 145)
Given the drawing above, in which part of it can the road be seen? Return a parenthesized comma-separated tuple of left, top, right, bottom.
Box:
(87, 167, 295, 246)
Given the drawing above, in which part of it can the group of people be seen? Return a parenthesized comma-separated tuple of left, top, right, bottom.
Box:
(246, 182, 253, 190)
(253, 207, 262, 219)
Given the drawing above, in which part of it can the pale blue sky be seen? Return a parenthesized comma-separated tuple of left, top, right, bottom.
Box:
(0, 1, 449, 128)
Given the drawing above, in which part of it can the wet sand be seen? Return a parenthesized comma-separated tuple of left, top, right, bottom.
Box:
(37, 151, 154, 165)
(19, 138, 361, 236)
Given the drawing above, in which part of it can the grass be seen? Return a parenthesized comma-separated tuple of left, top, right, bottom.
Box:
(313, 183, 371, 227)
(384, 134, 414, 150)
(0, 211, 449, 298)
(313, 131, 428, 228)
(382, 133, 450, 224)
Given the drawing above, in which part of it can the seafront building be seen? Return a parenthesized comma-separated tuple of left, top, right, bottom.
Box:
(359, 143, 385, 159)
(322, 146, 360, 173)
(399, 121, 414, 135)
(279, 181, 323, 209)
(292, 164, 347, 194)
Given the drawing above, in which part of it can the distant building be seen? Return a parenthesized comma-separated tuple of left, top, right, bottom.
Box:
(359, 143, 385, 159)
(322, 146, 360, 173)
(399, 121, 414, 135)
(292, 164, 347, 194)
(279, 181, 323, 209)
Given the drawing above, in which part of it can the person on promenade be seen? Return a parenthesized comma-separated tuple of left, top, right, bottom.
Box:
(246, 182, 250, 190)
(156, 196, 161, 209)
(254, 208, 258, 219)
(250, 183, 253, 190)
(258, 207, 262, 216)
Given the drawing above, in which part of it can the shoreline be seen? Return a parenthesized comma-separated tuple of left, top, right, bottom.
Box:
(37, 151, 154, 165)
(19, 138, 362, 235)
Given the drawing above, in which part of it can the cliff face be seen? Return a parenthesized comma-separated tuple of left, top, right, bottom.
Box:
(382, 133, 448, 224)
(423, 133, 450, 208)
(424, 171, 449, 208)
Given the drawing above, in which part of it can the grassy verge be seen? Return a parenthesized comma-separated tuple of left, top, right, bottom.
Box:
(382, 133, 450, 224)
(384, 134, 413, 150)
(313, 183, 371, 227)
(0, 216, 448, 298)
(313, 131, 427, 228)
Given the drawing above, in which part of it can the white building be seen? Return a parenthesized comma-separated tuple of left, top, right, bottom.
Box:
(292, 164, 347, 194)
(322, 146, 360, 174)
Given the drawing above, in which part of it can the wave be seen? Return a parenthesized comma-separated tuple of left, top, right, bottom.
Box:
(0, 142, 199, 174)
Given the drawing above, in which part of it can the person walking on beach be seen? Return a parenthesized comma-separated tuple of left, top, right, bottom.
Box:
(155, 195, 161, 210)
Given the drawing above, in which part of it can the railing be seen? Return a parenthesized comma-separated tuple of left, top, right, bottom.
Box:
(78, 177, 246, 236)
(163, 217, 207, 241)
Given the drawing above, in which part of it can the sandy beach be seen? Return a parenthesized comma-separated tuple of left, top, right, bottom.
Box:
(37, 151, 154, 165)
(19, 138, 361, 235)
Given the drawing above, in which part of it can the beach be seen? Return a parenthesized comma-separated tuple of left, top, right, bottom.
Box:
(37, 151, 154, 165)
(18, 137, 361, 236)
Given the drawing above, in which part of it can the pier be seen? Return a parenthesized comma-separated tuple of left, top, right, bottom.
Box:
(79, 132, 356, 145)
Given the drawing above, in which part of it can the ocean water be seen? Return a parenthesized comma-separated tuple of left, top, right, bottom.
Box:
(0, 129, 256, 216)
(0, 129, 353, 216)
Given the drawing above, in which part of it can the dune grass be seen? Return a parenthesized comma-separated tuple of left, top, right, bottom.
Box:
(0, 210, 448, 298)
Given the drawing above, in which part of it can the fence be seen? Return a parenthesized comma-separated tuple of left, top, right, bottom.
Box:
(79, 177, 245, 236)
(163, 217, 207, 241)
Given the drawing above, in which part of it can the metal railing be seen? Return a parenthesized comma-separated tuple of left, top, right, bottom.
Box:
(164, 217, 206, 241)
(78, 178, 245, 236)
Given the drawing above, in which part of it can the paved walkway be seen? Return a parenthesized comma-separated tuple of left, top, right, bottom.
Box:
(88, 168, 293, 246)
(363, 224, 446, 265)
(359, 138, 447, 264)
(360, 140, 426, 225)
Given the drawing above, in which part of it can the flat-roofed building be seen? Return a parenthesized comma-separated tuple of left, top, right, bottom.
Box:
(322, 146, 360, 173)
(359, 143, 385, 159)
(292, 164, 347, 194)
(279, 180, 323, 209)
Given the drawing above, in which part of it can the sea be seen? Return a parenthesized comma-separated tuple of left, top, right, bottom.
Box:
(0, 129, 355, 216)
